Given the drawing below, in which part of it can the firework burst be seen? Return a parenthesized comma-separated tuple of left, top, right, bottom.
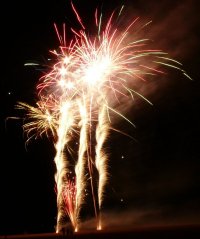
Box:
(15, 3, 191, 233)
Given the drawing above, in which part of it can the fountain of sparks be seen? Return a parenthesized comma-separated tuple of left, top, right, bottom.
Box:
(15, 3, 191, 233)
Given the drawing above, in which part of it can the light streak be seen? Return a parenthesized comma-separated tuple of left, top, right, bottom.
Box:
(54, 102, 75, 233)
(75, 98, 89, 231)
(95, 104, 109, 230)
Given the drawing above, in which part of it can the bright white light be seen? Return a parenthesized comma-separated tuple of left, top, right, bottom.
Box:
(63, 56, 70, 65)
(58, 80, 74, 90)
(83, 56, 111, 86)
(59, 66, 67, 76)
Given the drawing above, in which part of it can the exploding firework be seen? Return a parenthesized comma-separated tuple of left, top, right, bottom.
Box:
(15, 3, 191, 233)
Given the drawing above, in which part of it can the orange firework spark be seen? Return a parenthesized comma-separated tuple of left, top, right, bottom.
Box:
(15, 3, 191, 233)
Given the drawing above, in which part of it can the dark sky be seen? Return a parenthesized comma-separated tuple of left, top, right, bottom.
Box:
(1, 0, 200, 235)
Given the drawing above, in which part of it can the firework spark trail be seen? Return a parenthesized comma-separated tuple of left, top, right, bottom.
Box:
(88, 94, 99, 224)
(54, 101, 74, 233)
(62, 178, 77, 229)
(75, 98, 89, 231)
(95, 103, 109, 230)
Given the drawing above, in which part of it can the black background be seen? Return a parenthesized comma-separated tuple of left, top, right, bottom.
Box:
(1, 0, 200, 235)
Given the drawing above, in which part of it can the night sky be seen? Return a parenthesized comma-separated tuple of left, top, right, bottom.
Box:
(1, 0, 200, 236)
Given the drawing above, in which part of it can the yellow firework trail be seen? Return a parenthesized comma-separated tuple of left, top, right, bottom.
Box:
(15, 100, 57, 144)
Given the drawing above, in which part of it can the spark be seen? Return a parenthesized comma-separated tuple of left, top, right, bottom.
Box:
(15, 100, 57, 143)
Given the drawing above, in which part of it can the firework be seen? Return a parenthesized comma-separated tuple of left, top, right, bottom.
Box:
(15, 3, 191, 233)
(75, 98, 89, 231)
(95, 104, 109, 230)
(62, 177, 77, 230)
